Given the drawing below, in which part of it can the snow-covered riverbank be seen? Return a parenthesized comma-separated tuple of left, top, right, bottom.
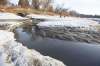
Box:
(0, 30, 66, 66)
(36, 19, 100, 43)
(30, 14, 100, 43)
(37, 20, 98, 31)
(28, 14, 99, 31)
(0, 12, 100, 66)
(0, 12, 67, 66)
(0, 13, 30, 31)
(0, 12, 28, 20)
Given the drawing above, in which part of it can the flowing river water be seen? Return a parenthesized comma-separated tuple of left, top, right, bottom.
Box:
(14, 26, 100, 66)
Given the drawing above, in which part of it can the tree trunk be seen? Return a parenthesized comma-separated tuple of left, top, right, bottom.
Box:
(0, 0, 7, 6)
(18, 0, 30, 8)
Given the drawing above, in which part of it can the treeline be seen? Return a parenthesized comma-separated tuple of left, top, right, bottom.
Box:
(0, 0, 53, 10)
(0, 0, 100, 17)
(68, 10, 100, 18)
(0, 0, 8, 6)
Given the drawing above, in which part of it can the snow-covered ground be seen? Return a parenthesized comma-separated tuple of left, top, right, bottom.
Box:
(0, 12, 28, 20)
(27, 14, 100, 22)
(0, 21, 24, 31)
(37, 20, 98, 27)
(88, 18, 100, 22)
(0, 30, 66, 66)
(37, 18, 98, 31)
(27, 14, 80, 21)
(0, 22, 22, 26)
(0, 12, 29, 30)
(28, 14, 98, 31)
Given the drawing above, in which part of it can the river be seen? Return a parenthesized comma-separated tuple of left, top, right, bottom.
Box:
(14, 26, 100, 66)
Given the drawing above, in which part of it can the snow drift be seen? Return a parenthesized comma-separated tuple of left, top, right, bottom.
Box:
(0, 12, 29, 30)
(28, 14, 98, 29)
(0, 30, 66, 66)
(37, 19, 98, 27)
(0, 12, 28, 20)
(37, 18, 98, 31)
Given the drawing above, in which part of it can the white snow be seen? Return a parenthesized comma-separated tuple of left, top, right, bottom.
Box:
(27, 14, 99, 22)
(0, 30, 14, 44)
(0, 30, 66, 66)
(37, 18, 98, 28)
(28, 14, 98, 31)
(28, 14, 80, 21)
(0, 12, 28, 30)
(27, 14, 72, 20)
(0, 21, 24, 31)
(0, 12, 28, 20)
(0, 22, 20, 25)
(0, 12, 29, 30)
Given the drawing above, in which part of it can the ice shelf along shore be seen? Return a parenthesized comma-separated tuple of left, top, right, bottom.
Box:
(0, 12, 29, 31)
(27, 14, 99, 31)
(0, 30, 66, 66)
(37, 18, 99, 31)
(0, 12, 28, 20)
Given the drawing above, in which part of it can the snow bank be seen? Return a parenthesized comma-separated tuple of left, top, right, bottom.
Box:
(0, 12, 28, 20)
(27, 14, 56, 19)
(27, 14, 99, 22)
(0, 30, 66, 66)
(27, 14, 73, 20)
(0, 22, 21, 26)
(37, 19, 98, 28)
(28, 14, 98, 30)
(0, 12, 29, 30)
(0, 30, 14, 44)
(0, 21, 23, 30)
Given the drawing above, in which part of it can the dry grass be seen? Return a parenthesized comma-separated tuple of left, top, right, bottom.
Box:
(0, 6, 57, 16)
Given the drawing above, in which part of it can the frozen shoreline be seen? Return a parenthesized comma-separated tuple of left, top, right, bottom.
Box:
(0, 30, 66, 66)
(0, 12, 28, 20)
(0, 12, 30, 31)
(30, 14, 100, 43)
(0, 12, 66, 66)
(0, 12, 100, 66)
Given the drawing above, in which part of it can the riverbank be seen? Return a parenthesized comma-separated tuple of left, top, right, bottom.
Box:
(0, 12, 100, 66)
(15, 27, 100, 66)
(0, 30, 66, 66)
(35, 17, 100, 44)
(0, 12, 31, 31)
(36, 26, 100, 43)
(0, 12, 66, 66)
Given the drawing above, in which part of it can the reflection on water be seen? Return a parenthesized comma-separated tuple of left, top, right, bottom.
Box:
(15, 27, 100, 66)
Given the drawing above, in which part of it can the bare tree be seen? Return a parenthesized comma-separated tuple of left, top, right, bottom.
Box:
(18, 0, 30, 8)
(31, 0, 52, 10)
(32, 0, 40, 9)
(39, 0, 52, 9)
(69, 10, 79, 16)
(0, 0, 8, 6)
(54, 6, 69, 17)
(44, 0, 52, 8)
